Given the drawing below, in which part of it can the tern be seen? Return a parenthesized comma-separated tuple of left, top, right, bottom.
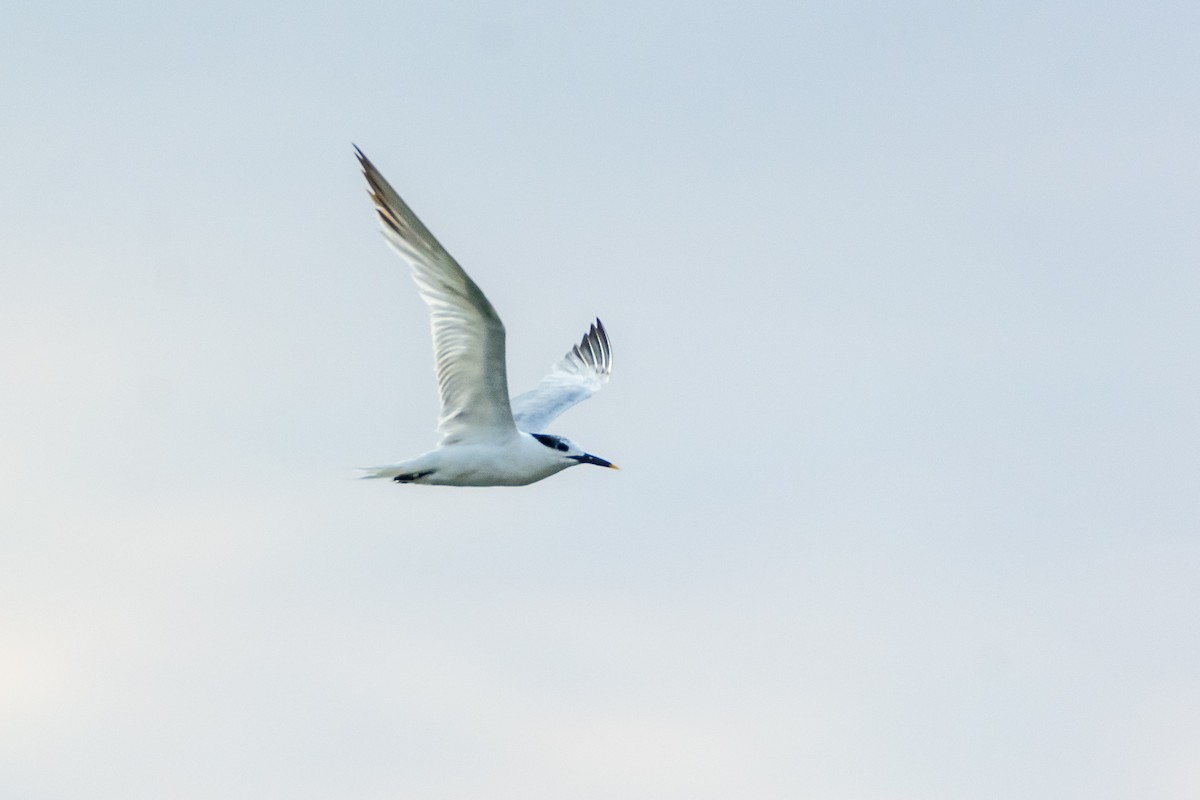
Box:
(355, 147, 619, 486)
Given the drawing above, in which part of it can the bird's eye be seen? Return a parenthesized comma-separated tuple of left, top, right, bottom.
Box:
(556, 443, 568, 452)
(532, 434, 559, 450)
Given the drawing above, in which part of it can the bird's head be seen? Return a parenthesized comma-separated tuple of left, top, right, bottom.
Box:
(530, 433, 618, 470)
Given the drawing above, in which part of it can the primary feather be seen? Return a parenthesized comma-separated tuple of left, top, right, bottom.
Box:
(511, 319, 612, 432)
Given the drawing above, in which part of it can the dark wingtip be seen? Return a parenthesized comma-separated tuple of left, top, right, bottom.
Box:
(353, 144, 371, 170)
(593, 318, 611, 372)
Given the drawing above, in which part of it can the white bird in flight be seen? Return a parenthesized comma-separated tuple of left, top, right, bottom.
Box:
(355, 147, 619, 486)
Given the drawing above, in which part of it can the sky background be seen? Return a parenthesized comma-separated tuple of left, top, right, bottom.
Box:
(2, 1, 1198, 797)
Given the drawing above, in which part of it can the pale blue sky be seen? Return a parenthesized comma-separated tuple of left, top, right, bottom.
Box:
(2, 1, 1198, 798)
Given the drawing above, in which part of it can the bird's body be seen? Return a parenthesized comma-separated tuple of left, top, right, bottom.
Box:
(355, 147, 617, 487)
(363, 433, 587, 487)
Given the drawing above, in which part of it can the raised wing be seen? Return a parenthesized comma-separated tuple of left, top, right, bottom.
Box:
(356, 147, 517, 443)
(511, 319, 612, 432)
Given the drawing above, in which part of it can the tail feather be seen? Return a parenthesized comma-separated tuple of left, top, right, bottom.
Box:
(360, 463, 437, 483)
(359, 464, 405, 480)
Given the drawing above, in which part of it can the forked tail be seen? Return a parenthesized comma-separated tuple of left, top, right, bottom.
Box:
(359, 464, 436, 483)
(359, 464, 405, 480)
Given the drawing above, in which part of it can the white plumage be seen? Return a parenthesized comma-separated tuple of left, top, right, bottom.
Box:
(355, 147, 618, 486)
